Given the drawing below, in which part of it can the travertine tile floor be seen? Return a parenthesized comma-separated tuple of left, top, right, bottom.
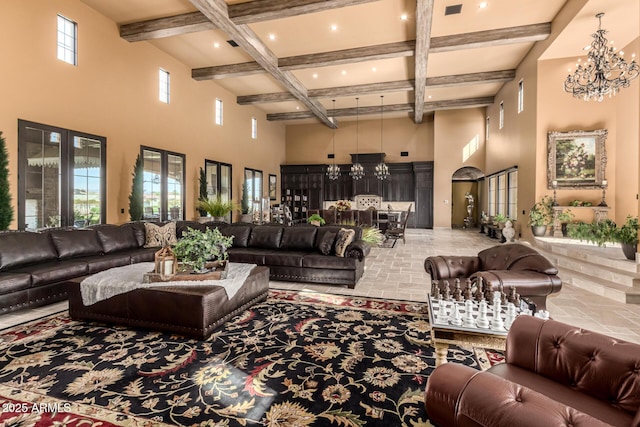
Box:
(2, 228, 639, 344)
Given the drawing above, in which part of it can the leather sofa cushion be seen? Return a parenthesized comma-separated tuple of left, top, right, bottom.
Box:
(176, 221, 208, 237)
(95, 225, 139, 253)
(0, 232, 58, 271)
(479, 244, 558, 275)
(0, 272, 32, 295)
(221, 224, 252, 248)
(249, 226, 283, 249)
(13, 260, 89, 286)
(264, 251, 306, 267)
(129, 222, 147, 247)
(319, 231, 337, 255)
(303, 254, 356, 270)
(128, 247, 158, 264)
(83, 253, 133, 274)
(280, 226, 317, 250)
(50, 229, 103, 259)
(227, 248, 266, 265)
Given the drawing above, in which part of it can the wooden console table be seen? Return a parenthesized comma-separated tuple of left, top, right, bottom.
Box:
(552, 206, 610, 237)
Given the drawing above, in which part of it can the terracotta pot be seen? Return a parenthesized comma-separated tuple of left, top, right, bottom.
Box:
(531, 225, 547, 237)
(621, 242, 637, 261)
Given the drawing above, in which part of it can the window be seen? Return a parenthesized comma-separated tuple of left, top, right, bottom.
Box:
(245, 168, 263, 218)
(518, 79, 524, 113)
(215, 98, 223, 125)
(486, 167, 518, 221)
(251, 117, 258, 139)
(18, 120, 106, 229)
(205, 159, 232, 221)
(159, 69, 170, 104)
(485, 117, 490, 141)
(499, 101, 504, 129)
(57, 14, 77, 66)
(142, 147, 184, 221)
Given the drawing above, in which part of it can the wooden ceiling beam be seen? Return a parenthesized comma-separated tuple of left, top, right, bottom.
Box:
(266, 96, 495, 121)
(189, 0, 336, 128)
(237, 70, 515, 105)
(193, 23, 550, 80)
(413, 0, 434, 124)
(121, 0, 381, 42)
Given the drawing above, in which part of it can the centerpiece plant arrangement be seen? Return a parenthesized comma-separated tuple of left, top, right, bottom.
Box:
(172, 227, 234, 273)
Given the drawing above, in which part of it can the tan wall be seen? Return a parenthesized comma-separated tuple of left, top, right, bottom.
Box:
(285, 116, 434, 165)
(0, 0, 286, 227)
(433, 108, 486, 228)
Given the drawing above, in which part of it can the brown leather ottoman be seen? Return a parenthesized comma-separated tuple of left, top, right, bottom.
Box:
(67, 266, 269, 339)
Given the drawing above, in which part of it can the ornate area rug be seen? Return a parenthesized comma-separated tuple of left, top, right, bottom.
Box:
(0, 290, 503, 426)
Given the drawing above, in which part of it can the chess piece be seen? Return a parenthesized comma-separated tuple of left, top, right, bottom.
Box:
(443, 280, 452, 301)
(450, 303, 462, 326)
(463, 300, 475, 327)
(508, 286, 517, 304)
(505, 303, 517, 329)
(491, 291, 505, 331)
(476, 300, 490, 329)
(431, 280, 439, 297)
(463, 279, 473, 301)
(475, 278, 484, 303)
(453, 279, 462, 302)
(437, 297, 449, 323)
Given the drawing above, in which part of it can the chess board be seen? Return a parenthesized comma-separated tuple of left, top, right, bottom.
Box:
(428, 296, 519, 336)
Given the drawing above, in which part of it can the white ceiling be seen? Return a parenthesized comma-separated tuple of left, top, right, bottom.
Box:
(80, 0, 639, 125)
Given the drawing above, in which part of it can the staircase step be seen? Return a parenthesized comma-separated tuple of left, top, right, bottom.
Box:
(558, 267, 640, 304)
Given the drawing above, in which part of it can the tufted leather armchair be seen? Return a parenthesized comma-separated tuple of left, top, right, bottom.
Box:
(425, 315, 640, 427)
(424, 243, 562, 310)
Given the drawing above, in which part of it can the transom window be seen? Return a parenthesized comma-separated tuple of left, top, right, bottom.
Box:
(251, 117, 257, 139)
(499, 101, 504, 129)
(215, 99, 223, 125)
(518, 79, 524, 113)
(159, 69, 170, 104)
(57, 14, 77, 66)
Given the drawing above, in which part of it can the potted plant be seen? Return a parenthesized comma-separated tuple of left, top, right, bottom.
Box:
(197, 167, 208, 218)
(0, 131, 13, 230)
(240, 181, 252, 222)
(528, 196, 553, 237)
(361, 226, 384, 246)
(493, 213, 508, 228)
(197, 195, 239, 222)
(567, 219, 617, 247)
(307, 213, 325, 226)
(128, 154, 144, 221)
(614, 215, 639, 260)
(172, 227, 234, 273)
(557, 209, 575, 237)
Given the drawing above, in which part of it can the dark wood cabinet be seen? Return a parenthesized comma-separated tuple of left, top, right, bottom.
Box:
(281, 160, 434, 228)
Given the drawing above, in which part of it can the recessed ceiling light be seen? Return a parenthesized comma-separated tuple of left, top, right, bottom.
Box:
(213, 42, 220, 48)
(341, 70, 347, 75)
(330, 24, 338, 32)
(478, 2, 488, 9)
(400, 13, 408, 21)
(268, 34, 276, 41)
(372, 67, 377, 72)
(312, 73, 318, 79)
(428, 95, 432, 99)
(296, 106, 300, 110)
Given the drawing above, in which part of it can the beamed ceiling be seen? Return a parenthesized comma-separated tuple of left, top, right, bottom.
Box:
(81, 0, 639, 127)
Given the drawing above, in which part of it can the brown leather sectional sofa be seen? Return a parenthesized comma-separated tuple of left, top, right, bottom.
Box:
(424, 243, 562, 310)
(0, 221, 370, 314)
(425, 315, 640, 427)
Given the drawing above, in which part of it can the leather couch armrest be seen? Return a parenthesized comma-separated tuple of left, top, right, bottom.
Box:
(472, 270, 562, 296)
(345, 240, 370, 260)
(424, 255, 480, 280)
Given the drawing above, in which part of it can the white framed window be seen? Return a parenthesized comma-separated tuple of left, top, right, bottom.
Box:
(485, 116, 490, 141)
(251, 117, 257, 139)
(518, 79, 524, 113)
(215, 98, 223, 125)
(57, 14, 77, 66)
(159, 69, 170, 104)
(487, 167, 518, 220)
(507, 170, 518, 220)
(499, 101, 504, 129)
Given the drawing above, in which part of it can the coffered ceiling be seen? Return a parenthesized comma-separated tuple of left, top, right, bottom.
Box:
(80, 0, 639, 126)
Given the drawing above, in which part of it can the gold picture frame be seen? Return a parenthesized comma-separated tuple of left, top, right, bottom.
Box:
(547, 129, 607, 189)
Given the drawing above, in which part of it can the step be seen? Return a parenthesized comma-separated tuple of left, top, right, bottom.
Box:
(558, 267, 640, 304)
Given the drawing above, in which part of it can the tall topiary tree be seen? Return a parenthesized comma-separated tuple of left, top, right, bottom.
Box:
(128, 154, 144, 221)
(198, 167, 208, 216)
(0, 132, 14, 230)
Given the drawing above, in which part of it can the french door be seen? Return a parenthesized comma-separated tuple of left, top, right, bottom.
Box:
(205, 159, 232, 221)
(18, 120, 106, 230)
(141, 147, 185, 221)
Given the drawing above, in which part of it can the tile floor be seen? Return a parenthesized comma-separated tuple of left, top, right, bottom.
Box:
(2, 228, 639, 344)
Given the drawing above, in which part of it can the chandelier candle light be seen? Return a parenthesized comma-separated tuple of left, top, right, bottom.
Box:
(326, 99, 341, 180)
(350, 97, 364, 180)
(564, 13, 639, 102)
(374, 95, 390, 180)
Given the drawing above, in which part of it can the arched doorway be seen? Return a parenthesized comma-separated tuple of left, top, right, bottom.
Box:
(451, 166, 484, 228)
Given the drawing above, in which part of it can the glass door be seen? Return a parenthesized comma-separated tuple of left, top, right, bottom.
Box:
(18, 120, 106, 230)
(142, 147, 185, 221)
(205, 160, 233, 222)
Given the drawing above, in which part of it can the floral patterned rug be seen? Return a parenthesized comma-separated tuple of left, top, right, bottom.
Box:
(0, 290, 502, 426)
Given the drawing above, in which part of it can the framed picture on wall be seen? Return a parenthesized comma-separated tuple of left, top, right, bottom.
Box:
(269, 174, 277, 200)
(547, 129, 607, 189)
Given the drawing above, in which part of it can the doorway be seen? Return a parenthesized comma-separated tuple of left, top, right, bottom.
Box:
(451, 166, 484, 228)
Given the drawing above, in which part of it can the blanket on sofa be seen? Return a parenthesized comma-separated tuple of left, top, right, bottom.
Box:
(80, 262, 256, 305)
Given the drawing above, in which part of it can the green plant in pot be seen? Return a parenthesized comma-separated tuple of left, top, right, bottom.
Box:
(557, 209, 575, 237)
(493, 213, 508, 226)
(614, 215, 639, 260)
(307, 214, 325, 226)
(528, 196, 553, 237)
(567, 219, 617, 247)
(197, 195, 239, 222)
(240, 181, 252, 222)
(173, 227, 234, 272)
(361, 226, 384, 246)
(198, 167, 208, 217)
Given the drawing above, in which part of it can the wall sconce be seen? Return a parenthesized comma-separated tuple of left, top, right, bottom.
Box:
(598, 179, 608, 207)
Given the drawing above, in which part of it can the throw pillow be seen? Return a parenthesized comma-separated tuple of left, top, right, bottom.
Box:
(319, 231, 337, 255)
(334, 228, 355, 257)
(144, 222, 177, 248)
